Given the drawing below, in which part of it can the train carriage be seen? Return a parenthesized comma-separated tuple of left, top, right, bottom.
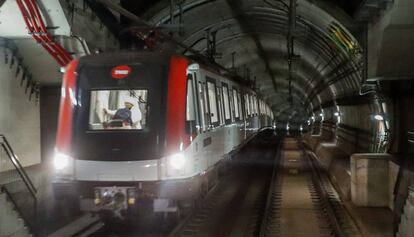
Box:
(53, 51, 274, 218)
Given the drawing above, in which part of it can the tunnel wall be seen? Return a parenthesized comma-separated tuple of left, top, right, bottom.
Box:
(0, 49, 41, 170)
(368, 0, 414, 78)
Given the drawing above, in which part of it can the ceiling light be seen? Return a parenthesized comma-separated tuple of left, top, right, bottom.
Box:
(374, 115, 384, 121)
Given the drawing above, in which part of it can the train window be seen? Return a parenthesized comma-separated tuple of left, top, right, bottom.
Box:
(207, 81, 219, 124)
(186, 76, 199, 135)
(233, 89, 240, 119)
(250, 94, 253, 115)
(217, 86, 224, 125)
(222, 85, 231, 121)
(186, 78, 196, 121)
(247, 94, 251, 116)
(251, 95, 255, 115)
(203, 83, 211, 127)
(244, 94, 249, 116)
(229, 89, 235, 122)
(254, 96, 258, 115)
(89, 89, 147, 130)
(262, 101, 265, 115)
(198, 81, 207, 131)
(259, 100, 262, 115)
(253, 95, 257, 115)
(238, 92, 243, 120)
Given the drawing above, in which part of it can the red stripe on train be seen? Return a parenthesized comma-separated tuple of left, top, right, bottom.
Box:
(56, 60, 79, 154)
(166, 55, 189, 154)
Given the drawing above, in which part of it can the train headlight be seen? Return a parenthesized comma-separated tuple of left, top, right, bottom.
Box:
(53, 151, 71, 170)
(127, 188, 136, 205)
(169, 153, 186, 170)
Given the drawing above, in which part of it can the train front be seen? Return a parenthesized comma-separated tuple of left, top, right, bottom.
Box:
(52, 52, 192, 219)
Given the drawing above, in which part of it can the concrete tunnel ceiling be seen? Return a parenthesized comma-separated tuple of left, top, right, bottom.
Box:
(117, 0, 365, 126)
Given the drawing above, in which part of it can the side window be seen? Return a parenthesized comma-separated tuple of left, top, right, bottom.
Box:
(254, 96, 257, 115)
(203, 83, 211, 127)
(229, 89, 235, 122)
(198, 81, 207, 131)
(244, 94, 249, 117)
(247, 94, 251, 116)
(253, 95, 257, 115)
(186, 78, 196, 121)
(217, 86, 224, 125)
(233, 89, 240, 119)
(186, 76, 198, 134)
(252, 95, 256, 115)
(238, 92, 243, 120)
(222, 85, 231, 121)
(207, 80, 219, 125)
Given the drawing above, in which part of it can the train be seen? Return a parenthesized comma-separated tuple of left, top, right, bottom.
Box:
(52, 51, 274, 219)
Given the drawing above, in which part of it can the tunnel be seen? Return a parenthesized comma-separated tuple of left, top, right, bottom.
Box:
(0, 0, 414, 236)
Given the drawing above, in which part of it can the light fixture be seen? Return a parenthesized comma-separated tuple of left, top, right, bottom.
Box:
(319, 113, 323, 117)
(374, 114, 384, 121)
(334, 112, 340, 117)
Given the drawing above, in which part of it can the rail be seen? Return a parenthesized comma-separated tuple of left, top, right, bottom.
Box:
(0, 134, 37, 234)
(301, 141, 345, 237)
(259, 142, 282, 237)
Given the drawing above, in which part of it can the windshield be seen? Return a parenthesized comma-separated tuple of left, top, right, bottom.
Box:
(89, 89, 148, 130)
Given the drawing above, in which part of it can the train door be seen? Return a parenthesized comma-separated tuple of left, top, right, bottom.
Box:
(186, 72, 202, 174)
(215, 84, 225, 157)
(232, 88, 241, 147)
(222, 83, 232, 153)
(195, 78, 210, 172)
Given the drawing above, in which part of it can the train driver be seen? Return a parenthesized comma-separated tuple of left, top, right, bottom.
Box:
(103, 99, 142, 129)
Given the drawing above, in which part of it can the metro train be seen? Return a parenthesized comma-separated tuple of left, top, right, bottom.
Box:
(53, 51, 274, 219)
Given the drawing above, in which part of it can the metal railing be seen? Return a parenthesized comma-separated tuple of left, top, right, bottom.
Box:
(0, 134, 37, 234)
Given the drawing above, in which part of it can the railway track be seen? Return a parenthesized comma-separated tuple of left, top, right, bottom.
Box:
(167, 130, 280, 237)
(259, 138, 361, 237)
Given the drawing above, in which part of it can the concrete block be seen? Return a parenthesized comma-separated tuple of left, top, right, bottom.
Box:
(315, 143, 348, 170)
(330, 157, 351, 200)
(389, 161, 400, 210)
(351, 153, 391, 207)
(308, 135, 321, 151)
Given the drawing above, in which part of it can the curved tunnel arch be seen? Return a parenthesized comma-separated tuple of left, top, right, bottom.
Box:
(143, 0, 364, 124)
